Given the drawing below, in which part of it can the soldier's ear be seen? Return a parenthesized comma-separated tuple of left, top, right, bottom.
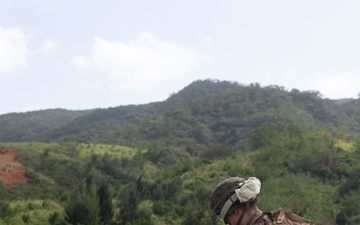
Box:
(227, 207, 241, 224)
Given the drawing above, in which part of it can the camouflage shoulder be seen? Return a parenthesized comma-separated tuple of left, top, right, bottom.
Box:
(267, 208, 315, 225)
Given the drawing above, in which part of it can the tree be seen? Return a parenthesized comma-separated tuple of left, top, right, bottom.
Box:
(0, 201, 11, 219)
(336, 190, 360, 225)
(49, 212, 68, 225)
(117, 184, 141, 224)
(97, 184, 114, 225)
(65, 191, 100, 225)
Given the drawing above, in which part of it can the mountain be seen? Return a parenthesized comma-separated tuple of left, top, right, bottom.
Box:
(1, 79, 360, 147)
(1, 79, 360, 225)
(0, 108, 94, 142)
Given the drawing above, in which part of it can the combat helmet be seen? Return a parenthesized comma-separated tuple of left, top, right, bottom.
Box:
(209, 177, 261, 223)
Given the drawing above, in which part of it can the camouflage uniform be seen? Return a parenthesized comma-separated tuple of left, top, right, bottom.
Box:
(209, 177, 314, 225)
(248, 209, 314, 225)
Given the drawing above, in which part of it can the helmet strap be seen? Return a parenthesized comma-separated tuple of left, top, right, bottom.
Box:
(246, 210, 262, 225)
(235, 202, 250, 225)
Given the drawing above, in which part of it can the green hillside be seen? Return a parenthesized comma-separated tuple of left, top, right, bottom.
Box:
(1, 124, 360, 224)
(0, 109, 94, 142)
(41, 80, 360, 147)
(0, 80, 360, 225)
(1, 80, 360, 146)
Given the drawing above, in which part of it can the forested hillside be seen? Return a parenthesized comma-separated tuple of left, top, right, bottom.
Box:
(1, 80, 360, 146)
(1, 79, 360, 225)
(0, 109, 94, 142)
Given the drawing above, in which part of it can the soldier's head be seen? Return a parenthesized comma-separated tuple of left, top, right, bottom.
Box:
(209, 177, 261, 224)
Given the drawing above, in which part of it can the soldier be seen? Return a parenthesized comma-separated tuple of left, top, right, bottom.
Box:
(209, 176, 315, 225)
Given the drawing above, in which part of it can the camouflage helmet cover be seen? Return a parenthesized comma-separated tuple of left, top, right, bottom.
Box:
(209, 177, 246, 216)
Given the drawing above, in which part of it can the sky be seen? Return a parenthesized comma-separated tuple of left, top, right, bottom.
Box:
(1, 0, 360, 115)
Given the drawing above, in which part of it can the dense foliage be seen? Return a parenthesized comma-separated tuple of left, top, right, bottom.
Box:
(0, 80, 360, 224)
(0, 109, 94, 142)
(1, 80, 360, 146)
(0, 124, 360, 224)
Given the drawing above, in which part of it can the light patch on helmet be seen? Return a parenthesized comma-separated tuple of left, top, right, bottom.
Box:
(235, 177, 261, 203)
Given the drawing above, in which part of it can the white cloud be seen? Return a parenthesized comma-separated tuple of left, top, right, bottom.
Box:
(205, 37, 213, 45)
(0, 27, 30, 74)
(72, 56, 91, 70)
(73, 32, 201, 91)
(40, 39, 58, 54)
(80, 79, 104, 90)
(309, 73, 360, 99)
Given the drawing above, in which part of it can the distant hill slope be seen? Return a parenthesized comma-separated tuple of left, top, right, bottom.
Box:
(40, 103, 164, 143)
(0, 108, 94, 142)
(1, 80, 360, 146)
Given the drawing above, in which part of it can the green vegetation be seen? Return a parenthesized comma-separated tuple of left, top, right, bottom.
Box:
(1, 80, 360, 146)
(1, 125, 360, 224)
(0, 199, 64, 225)
(0, 109, 94, 142)
(0, 80, 360, 224)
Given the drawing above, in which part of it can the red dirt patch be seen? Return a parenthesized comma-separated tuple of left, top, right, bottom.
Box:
(0, 146, 28, 186)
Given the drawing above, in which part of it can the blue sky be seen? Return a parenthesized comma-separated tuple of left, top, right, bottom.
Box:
(1, 0, 360, 115)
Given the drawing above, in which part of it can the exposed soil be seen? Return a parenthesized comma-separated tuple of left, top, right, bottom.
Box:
(0, 146, 28, 186)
